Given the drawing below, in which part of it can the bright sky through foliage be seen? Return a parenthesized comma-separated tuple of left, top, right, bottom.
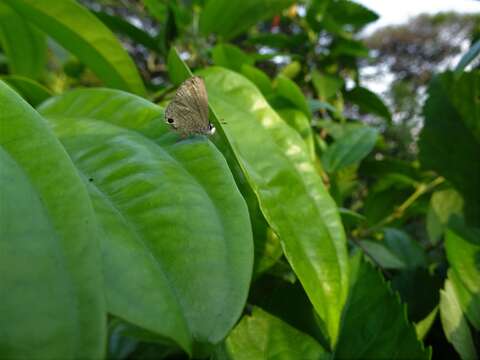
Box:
(358, 0, 480, 31)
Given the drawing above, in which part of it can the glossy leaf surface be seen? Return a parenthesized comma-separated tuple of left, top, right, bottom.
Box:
(39, 88, 254, 352)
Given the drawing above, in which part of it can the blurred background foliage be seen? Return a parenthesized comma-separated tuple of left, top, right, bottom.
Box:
(0, 0, 479, 359)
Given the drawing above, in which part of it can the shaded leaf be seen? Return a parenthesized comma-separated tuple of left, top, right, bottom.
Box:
(345, 86, 392, 121)
(93, 10, 160, 52)
(336, 255, 430, 359)
(0, 2, 46, 79)
(419, 72, 480, 226)
(1, 75, 52, 106)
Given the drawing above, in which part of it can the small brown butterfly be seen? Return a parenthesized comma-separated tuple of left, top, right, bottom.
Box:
(165, 76, 215, 137)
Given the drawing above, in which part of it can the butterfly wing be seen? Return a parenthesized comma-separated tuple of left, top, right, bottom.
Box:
(165, 76, 211, 136)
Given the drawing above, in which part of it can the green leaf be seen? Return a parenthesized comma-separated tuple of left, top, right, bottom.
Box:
(415, 307, 438, 341)
(0, 2, 46, 79)
(167, 47, 192, 86)
(450, 270, 480, 331)
(277, 108, 316, 161)
(1, 75, 52, 106)
(383, 228, 427, 269)
(345, 86, 392, 121)
(212, 43, 254, 73)
(143, 0, 167, 23)
(336, 256, 430, 359)
(448, 71, 480, 143)
(0, 81, 105, 358)
(240, 64, 273, 96)
(326, 0, 379, 30)
(274, 74, 311, 117)
(200, 67, 349, 347)
(358, 240, 406, 269)
(440, 278, 478, 360)
(445, 217, 480, 302)
(199, 0, 294, 40)
(322, 126, 378, 173)
(224, 307, 328, 360)
(38, 88, 254, 353)
(93, 10, 160, 52)
(331, 38, 370, 58)
(455, 40, 480, 75)
(419, 72, 480, 226)
(426, 188, 464, 244)
(311, 71, 344, 101)
(4, 0, 145, 95)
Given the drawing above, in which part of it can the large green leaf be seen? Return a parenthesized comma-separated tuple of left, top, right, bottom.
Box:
(4, 0, 145, 95)
(38, 88, 253, 353)
(0, 81, 105, 358)
(199, 0, 294, 40)
(335, 255, 430, 359)
(223, 307, 328, 360)
(0, 2, 46, 79)
(322, 126, 378, 173)
(419, 72, 480, 226)
(440, 278, 478, 360)
(200, 67, 349, 347)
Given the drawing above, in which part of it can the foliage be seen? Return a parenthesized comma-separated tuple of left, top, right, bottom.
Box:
(0, 0, 479, 359)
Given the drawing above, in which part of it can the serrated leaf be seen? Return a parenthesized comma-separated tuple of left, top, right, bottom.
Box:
(336, 255, 430, 359)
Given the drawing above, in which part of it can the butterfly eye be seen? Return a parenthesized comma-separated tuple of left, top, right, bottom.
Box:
(167, 118, 174, 124)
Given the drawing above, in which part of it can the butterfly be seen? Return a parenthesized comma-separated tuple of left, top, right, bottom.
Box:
(165, 76, 215, 137)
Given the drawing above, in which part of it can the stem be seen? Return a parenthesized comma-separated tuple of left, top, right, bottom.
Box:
(364, 176, 445, 235)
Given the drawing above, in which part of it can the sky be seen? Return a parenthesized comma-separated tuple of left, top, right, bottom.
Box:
(357, 0, 480, 32)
